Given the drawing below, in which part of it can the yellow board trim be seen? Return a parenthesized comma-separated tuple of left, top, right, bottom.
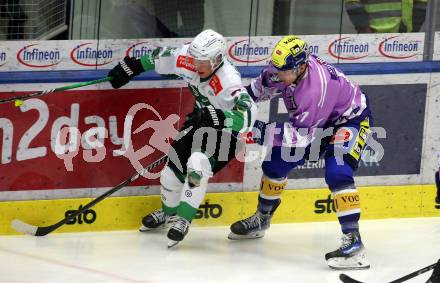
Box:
(0, 184, 439, 235)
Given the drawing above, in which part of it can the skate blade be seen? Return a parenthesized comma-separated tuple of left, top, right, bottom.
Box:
(139, 225, 152, 232)
(167, 240, 180, 248)
(328, 264, 370, 270)
(327, 257, 370, 270)
(227, 231, 265, 240)
(138, 224, 167, 232)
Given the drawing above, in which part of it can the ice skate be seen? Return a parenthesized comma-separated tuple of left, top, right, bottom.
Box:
(228, 210, 272, 240)
(139, 209, 176, 232)
(167, 216, 190, 248)
(325, 231, 370, 270)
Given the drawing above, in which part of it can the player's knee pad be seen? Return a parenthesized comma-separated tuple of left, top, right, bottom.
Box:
(259, 174, 287, 200)
(325, 157, 354, 191)
(186, 152, 213, 188)
(160, 166, 183, 193)
(333, 185, 360, 218)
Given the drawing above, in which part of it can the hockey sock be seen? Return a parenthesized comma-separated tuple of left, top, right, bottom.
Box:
(257, 175, 286, 214)
(177, 152, 212, 221)
(333, 185, 361, 234)
(177, 178, 208, 221)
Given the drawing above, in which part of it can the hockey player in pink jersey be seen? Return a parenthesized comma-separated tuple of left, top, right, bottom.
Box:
(228, 35, 373, 270)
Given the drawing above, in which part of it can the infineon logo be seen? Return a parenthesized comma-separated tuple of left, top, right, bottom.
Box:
(228, 40, 270, 63)
(308, 45, 319, 55)
(0, 50, 6, 66)
(17, 44, 61, 68)
(70, 43, 114, 67)
(378, 36, 420, 59)
(328, 37, 369, 60)
(126, 42, 157, 58)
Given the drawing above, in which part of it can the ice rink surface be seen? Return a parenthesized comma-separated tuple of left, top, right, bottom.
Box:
(0, 217, 439, 283)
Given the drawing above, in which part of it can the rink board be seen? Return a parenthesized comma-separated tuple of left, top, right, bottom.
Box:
(1, 184, 438, 235)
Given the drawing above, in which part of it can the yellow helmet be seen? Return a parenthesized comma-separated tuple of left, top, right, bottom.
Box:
(271, 35, 310, 71)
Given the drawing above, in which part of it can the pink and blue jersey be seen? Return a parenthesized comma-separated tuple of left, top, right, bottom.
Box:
(248, 55, 369, 147)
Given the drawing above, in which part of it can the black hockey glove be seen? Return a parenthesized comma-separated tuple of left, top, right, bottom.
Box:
(251, 120, 267, 145)
(247, 120, 283, 146)
(108, 56, 144, 89)
(183, 105, 226, 130)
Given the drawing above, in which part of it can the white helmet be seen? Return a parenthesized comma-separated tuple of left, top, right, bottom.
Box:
(188, 29, 227, 69)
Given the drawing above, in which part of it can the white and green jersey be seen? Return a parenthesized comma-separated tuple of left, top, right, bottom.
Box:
(151, 44, 257, 133)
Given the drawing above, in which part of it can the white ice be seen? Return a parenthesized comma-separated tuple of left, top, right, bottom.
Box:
(0, 217, 439, 283)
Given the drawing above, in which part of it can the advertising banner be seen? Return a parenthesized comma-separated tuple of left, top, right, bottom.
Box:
(227, 33, 424, 65)
(1, 184, 438, 235)
(0, 33, 425, 72)
(0, 88, 244, 192)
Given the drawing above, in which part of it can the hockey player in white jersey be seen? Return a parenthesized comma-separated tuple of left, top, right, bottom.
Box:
(108, 29, 257, 247)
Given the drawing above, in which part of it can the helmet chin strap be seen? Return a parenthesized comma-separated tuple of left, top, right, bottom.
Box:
(210, 58, 223, 73)
(293, 64, 306, 85)
(210, 55, 224, 71)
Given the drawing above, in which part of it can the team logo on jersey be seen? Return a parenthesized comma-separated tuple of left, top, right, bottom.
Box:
(330, 128, 353, 144)
(378, 36, 421, 59)
(208, 74, 223, 95)
(176, 55, 196, 72)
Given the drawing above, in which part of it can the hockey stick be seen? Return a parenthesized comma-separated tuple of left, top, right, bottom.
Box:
(339, 261, 437, 283)
(0, 76, 112, 105)
(11, 154, 169, 236)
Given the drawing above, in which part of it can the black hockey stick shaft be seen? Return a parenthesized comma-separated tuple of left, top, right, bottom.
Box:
(0, 77, 112, 104)
(339, 262, 437, 283)
(389, 263, 437, 283)
(12, 154, 169, 236)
